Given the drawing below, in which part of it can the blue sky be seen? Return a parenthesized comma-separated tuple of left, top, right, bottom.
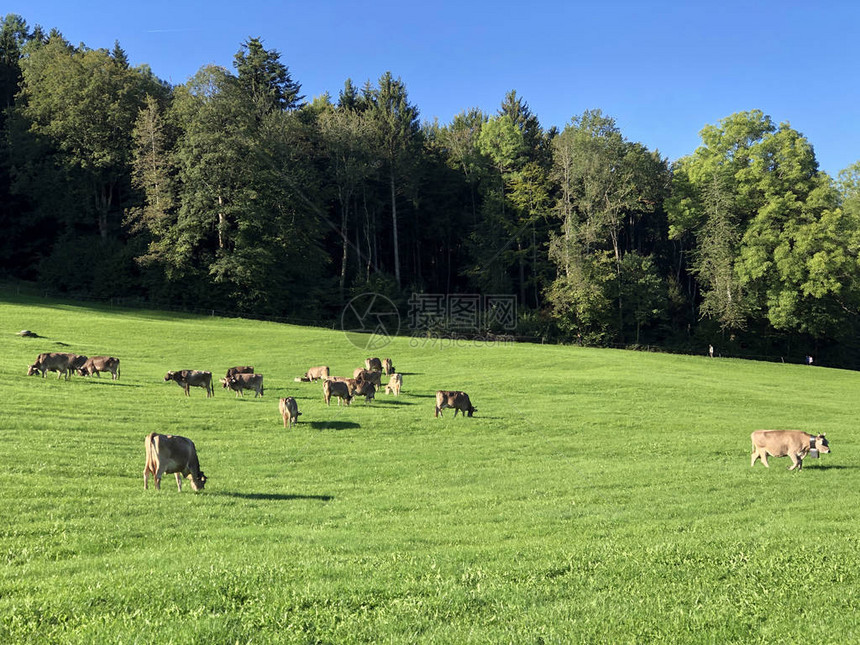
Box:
(7, 1, 859, 176)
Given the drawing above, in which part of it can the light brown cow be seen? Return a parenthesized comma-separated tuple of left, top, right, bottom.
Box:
(751, 430, 830, 470)
(353, 368, 382, 387)
(164, 370, 214, 397)
(385, 373, 402, 395)
(365, 357, 382, 372)
(79, 356, 120, 380)
(220, 373, 264, 397)
(323, 379, 353, 406)
(279, 397, 301, 428)
(304, 366, 330, 382)
(382, 358, 394, 375)
(27, 352, 77, 380)
(226, 365, 254, 379)
(144, 432, 207, 491)
(435, 390, 477, 418)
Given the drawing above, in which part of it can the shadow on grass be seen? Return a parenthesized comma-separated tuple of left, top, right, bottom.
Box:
(308, 421, 361, 431)
(216, 491, 333, 502)
(373, 399, 415, 406)
(407, 393, 436, 399)
(806, 464, 855, 470)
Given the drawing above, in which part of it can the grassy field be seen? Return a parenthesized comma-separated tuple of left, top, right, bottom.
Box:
(1, 292, 858, 643)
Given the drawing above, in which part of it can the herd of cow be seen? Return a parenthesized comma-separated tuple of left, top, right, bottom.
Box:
(29, 349, 830, 493)
(26, 349, 479, 492)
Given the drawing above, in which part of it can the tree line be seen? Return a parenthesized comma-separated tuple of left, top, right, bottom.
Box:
(3, 15, 860, 365)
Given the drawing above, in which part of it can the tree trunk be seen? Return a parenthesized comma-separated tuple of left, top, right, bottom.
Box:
(217, 194, 226, 249)
(390, 170, 401, 287)
(339, 193, 350, 300)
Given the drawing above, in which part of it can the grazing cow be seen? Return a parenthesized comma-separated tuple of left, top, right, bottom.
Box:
(304, 366, 330, 382)
(143, 432, 206, 492)
(365, 357, 382, 372)
(323, 379, 353, 406)
(279, 397, 301, 428)
(435, 390, 477, 418)
(751, 430, 830, 470)
(164, 370, 214, 397)
(353, 368, 382, 387)
(382, 358, 394, 375)
(353, 379, 376, 404)
(27, 352, 76, 380)
(79, 356, 120, 380)
(385, 373, 403, 396)
(226, 365, 254, 379)
(220, 373, 264, 397)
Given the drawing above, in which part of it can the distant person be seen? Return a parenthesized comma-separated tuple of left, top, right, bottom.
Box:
(709, 344, 714, 358)
(806, 355, 814, 366)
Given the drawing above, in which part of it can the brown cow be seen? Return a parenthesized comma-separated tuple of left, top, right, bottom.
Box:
(365, 357, 382, 372)
(382, 358, 394, 375)
(79, 356, 120, 380)
(164, 370, 214, 397)
(751, 430, 830, 470)
(279, 396, 301, 428)
(27, 352, 77, 380)
(220, 373, 264, 397)
(385, 373, 402, 396)
(226, 365, 254, 379)
(353, 368, 382, 387)
(143, 432, 206, 492)
(353, 379, 376, 404)
(323, 379, 353, 406)
(435, 390, 477, 418)
(304, 366, 330, 382)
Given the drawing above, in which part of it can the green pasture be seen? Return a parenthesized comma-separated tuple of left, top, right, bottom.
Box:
(0, 293, 858, 643)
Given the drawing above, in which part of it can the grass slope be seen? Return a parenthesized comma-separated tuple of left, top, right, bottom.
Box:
(1, 293, 858, 643)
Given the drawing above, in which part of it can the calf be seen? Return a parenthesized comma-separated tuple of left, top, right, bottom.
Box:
(279, 397, 301, 428)
(323, 379, 353, 406)
(304, 366, 330, 382)
(365, 357, 382, 372)
(751, 430, 830, 470)
(79, 356, 120, 380)
(164, 370, 214, 397)
(382, 358, 394, 375)
(226, 365, 254, 379)
(143, 432, 206, 492)
(435, 390, 477, 418)
(385, 373, 403, 395)
(220, 373, 264, 397)
(27, 352, 76, 380)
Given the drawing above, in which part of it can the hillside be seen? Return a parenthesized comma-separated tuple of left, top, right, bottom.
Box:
(1, 294, 858, 643)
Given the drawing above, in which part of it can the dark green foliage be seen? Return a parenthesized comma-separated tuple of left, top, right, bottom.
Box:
(1, 14, 860, 362)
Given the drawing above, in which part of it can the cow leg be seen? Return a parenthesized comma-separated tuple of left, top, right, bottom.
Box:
(154, 469, 164, 490)
(144, 467, 150, 489)
(789, 455, 801, 471)
(175, 473, 183, 491)
(184, 385, 190, 397)
(454, 408, 460, 417)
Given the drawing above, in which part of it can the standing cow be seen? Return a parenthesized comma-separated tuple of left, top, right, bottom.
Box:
(279, 397, 301, 428)
(385, 373, 403, 396)
(751, 430, 830, 470)
(435, 390, 477, 418)
(220, 373, 264, 397)
(164, 370, 214, 397)
(225, 365, 254, 379)
(365, 357, 382, 372)
(304, 366, 330, 382)
(143, 432, 207, 492)
(323, 379, 353, 406)
(79, 356, 120, 380)
(382, 358, 394, 375)
(27, 352, 83, 380)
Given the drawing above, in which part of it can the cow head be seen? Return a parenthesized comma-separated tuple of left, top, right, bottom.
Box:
(190, 471, 207, 492)
(27, 364, 39, 376)
(220, 377, 230, 388)
(815, 434, 830, 454)
(163, 372, 174, 382)
(467, 406, 477, 417)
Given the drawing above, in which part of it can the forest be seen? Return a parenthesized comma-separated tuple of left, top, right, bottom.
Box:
(2, 14, 860, 366)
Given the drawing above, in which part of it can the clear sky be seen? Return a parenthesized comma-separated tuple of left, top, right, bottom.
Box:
(7, 1, 859, 177)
